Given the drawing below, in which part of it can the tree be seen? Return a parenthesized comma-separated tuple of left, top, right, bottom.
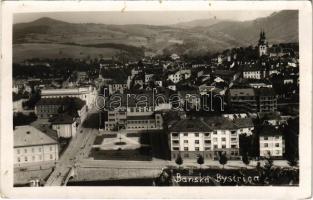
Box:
(242, 153, 250, 168)
(175, 154, 183, 169)
(219, 152, 228, 169)
(287, 152, 298, 167)
(264, 154, 273, 170)
(197, 155, 204, 169)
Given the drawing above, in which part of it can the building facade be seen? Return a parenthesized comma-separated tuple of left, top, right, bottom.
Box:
(169, 116, 254, 160)
(14, 126, 59, 164)
(228, 88, 258, 113)
(41, 86, 96, 109)
(259, 126, 285, 158)
(51, 114, 77, 138)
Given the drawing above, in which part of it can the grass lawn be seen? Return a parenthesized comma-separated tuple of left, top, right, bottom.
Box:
(93, 134, 117, 145)
(89, 147, 152, 161)
(148, 131, 171, 160)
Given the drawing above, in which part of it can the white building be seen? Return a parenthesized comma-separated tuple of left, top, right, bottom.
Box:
(104, 94, 166, 131)
(108, 82, 128, 94)
(41, 86, 96, 109)
(14, 126, 59, 164)
(169, 116, 254, 160)
(259, 126, 285, 157)
(167, 69, 191, 84)
(243, 68, 265, 80)
(51, 114, 77, 138)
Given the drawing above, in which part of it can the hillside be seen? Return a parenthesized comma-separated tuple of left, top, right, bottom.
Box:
(13, 10, 298, 62)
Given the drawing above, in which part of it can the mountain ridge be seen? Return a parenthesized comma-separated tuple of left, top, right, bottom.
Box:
(13, 10, 298, 61)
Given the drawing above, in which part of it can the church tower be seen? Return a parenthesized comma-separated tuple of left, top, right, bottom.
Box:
(258, 30, 268, 57)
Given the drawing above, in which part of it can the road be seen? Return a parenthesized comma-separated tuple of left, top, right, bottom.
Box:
(45, 110, 99, 186)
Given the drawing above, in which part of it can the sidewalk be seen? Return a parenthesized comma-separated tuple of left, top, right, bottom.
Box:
(166, 159, 292, 169)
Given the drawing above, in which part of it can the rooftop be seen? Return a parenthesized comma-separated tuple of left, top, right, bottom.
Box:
(51, 113, 76, 124)
(229, 88, 256, 97)
(36, 97, 86, 110)
(170, 118, 212, 132)
(203, 116, 237, 130)
(127, 115, 155, 120)
(259, 125, 283, 136)
(233, 118, 254, 128)
(14, 125, 58, 147)
(41, 87, 92, 96)
(256, 87, 276, 96)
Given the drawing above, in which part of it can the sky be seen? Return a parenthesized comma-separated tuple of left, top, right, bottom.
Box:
(14, 10, 278, 25)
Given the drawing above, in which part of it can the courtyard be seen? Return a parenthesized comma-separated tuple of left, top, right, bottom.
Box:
(88, 130, 170, 161)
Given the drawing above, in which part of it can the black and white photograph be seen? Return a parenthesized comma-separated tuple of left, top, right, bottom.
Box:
(0, 1, 312, 199)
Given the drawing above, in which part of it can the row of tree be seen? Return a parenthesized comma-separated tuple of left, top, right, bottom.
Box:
(174, 152, 251, 169)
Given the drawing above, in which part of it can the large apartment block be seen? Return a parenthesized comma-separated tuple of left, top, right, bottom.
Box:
(168, 116, 254, 160)
(228, 87, 277, 113)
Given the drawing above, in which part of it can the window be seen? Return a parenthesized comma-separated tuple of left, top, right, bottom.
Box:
(213, 145, 218, 149)
(184, 140, 188, 144)
(50, 146, 53, 151)
(17, 149, 20, 154)
(213, 131, 217, 135)
(264, 143, 268, 147)
(205, 140, 211, 144)
(172, 140, 179, 144)
(264, 137, 268, 140)
(205, 147, 210, 151)
(222, 145, 226, 149)
(173, 147, 179, 151)
(25, 157, 28, 162)
(195, 140, 199, 144)
(231, 145, 237, 148)
(194, 133, 199, 137)
(195, 147, 200, 151)
(184, 147, 189, 151)
(50, 154, 53, 159)
(221, 138, 226, 142)
(183, 133, 188, 136)
(184, 153, 189, 158)
(17, 157, 21, 162)
(275, 143, 280, 147)
(275, 136, 280, 139)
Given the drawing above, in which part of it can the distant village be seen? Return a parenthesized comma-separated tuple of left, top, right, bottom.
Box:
(13, 31, 299, 183)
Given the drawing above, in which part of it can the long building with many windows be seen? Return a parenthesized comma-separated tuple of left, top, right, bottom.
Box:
(168, 116, 254, 160)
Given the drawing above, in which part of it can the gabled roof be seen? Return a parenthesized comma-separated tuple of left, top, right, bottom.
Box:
(259, 125, 283, 136)
(203, 116, 237, 130)
(233, 118, 254, 128)
(14, 125, 58, 147)
(170, 118, 212, 132)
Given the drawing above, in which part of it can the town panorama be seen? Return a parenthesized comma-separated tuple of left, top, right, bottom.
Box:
(12, 10, 299, 187)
